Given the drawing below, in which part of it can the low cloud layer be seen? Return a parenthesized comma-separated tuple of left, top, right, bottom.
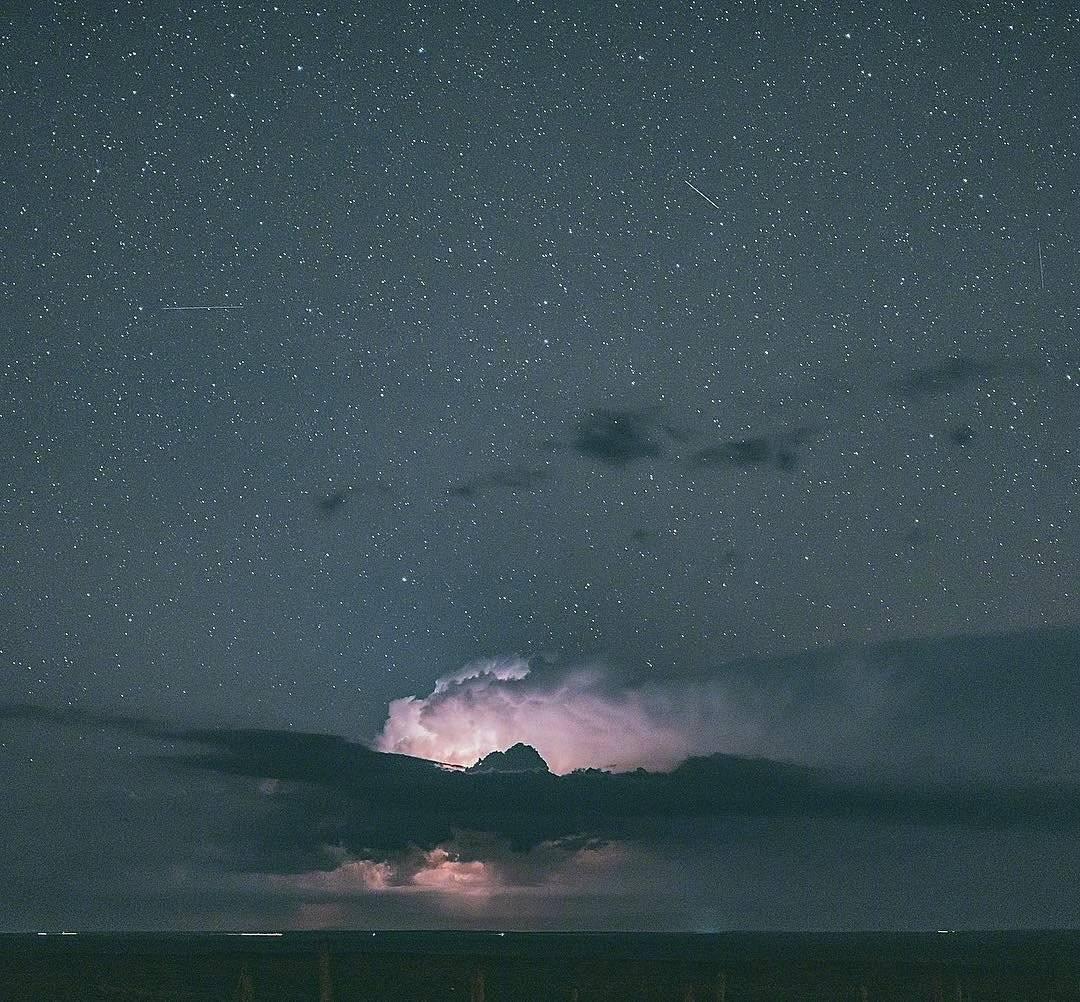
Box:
(10, 684, 1080, 875)
(5, 626, 1080, 930)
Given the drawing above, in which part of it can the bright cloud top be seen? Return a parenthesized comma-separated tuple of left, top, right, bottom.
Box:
(371, 638, 1079, 781)
(373, 656, 754, 774)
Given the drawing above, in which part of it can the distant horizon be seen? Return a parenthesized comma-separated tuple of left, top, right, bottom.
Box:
(9, 927, 1080, 935)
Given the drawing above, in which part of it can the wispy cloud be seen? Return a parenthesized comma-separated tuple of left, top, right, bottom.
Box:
(886, 355, 1009, 399)
(572, 409, 665, 465)
(450, 465, 549, 500)
(690, 426, 817, 472)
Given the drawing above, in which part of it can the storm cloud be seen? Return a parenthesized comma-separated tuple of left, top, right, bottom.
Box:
(8, 626, 1080, 861)
(9, 687, 1080, 885)
(5, 624, 1080, 929)
(373, 628, 1080, 785)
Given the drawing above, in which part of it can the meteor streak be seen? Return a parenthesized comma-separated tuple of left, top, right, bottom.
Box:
(683, 179, 722, 210)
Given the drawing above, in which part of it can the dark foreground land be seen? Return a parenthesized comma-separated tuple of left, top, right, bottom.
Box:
(2, 930, 1078, 1001)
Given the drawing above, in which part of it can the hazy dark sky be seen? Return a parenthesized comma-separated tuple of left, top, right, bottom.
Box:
(2, 2, 1079, 930)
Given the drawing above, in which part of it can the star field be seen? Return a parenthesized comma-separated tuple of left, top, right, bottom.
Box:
(3, 2, 1078, 745)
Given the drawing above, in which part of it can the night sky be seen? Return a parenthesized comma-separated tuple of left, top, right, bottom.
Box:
(3, 3, 1079, 931)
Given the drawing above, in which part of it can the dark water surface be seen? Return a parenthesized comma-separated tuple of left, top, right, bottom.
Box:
(2, 930, 1078, 1001)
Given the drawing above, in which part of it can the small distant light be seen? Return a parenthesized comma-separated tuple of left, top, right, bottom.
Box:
(37, 932, 48, 936)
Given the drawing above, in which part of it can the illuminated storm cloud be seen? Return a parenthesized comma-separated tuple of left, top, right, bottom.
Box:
(374, 655, 740, 774)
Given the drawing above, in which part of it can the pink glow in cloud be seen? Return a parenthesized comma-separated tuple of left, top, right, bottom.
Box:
(274, 859, 396, 893)
(373, 653, 906, 775)
(276, 851, 498, 897)
(270, 836, 634, 905)
(373, 656, 711, 773)
(410, 849, 495, 896)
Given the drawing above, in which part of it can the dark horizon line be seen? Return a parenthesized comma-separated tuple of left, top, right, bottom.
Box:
(6, 927, 1080, 936)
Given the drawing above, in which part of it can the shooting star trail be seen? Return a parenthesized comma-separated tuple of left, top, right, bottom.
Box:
(163, 305, 243, 311)
(683, 179, 722, 210)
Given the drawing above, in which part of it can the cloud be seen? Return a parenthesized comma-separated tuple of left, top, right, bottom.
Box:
(371, 650, 856, 776)
(373, 628, 1080, 787)
(887, 356, 1007, 399)
(572, 408, 665, 465)
(7, 628, 1080, 931)
(950, 424, 975, 446)
(15, 627, 1080, 843)
(16, 704, 1042, 887)
(317, 489, 350, 514)
(314, 480, 394, 515)
(8, 626, 1079, 801)
(6, 626, 1080, 928)
(152, 721, 1080, 860)
(8, 705, 1078, 932)
(566, 407, 814, 474)
(267, 832, 630, 906)
(450, 465, 549, 500)
(690, 427, 817, 472)
(0, 701, 172, 738)
(375, 656, 696, 774)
